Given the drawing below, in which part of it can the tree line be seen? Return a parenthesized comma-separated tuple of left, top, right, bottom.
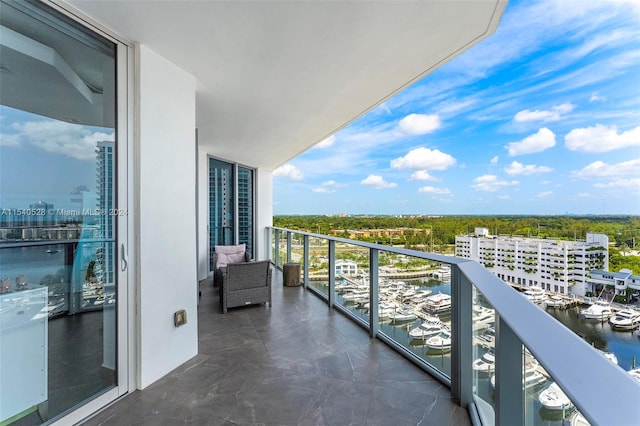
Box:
(274, 215, 640, 273)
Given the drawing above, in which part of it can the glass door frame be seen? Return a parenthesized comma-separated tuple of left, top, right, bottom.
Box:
(41, 1, 135, 424)
(208, 156, 256, 269)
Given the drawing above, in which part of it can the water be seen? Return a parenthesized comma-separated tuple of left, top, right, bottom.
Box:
(546, 305, 640, 370)
(310, 275, 640, 425)
(0, 244, 68, 287)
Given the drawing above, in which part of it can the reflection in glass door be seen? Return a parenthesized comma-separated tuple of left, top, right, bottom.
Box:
(209, 159, 254, 269)
(0, 1, 120, 423)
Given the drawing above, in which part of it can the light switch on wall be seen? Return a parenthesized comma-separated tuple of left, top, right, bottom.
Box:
(174, 310, 187, 327)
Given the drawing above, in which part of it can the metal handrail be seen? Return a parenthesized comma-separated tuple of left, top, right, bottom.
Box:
(268, 226, 639, 425)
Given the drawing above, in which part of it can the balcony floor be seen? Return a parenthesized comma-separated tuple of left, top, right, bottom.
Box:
(84, 269, 470, 425)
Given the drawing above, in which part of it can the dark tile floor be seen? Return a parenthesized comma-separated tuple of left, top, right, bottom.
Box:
(83, 270, 470, 426)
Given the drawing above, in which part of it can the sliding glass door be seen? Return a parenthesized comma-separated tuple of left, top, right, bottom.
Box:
(0, 1, 127, 423)
(209, 158, 254, 269)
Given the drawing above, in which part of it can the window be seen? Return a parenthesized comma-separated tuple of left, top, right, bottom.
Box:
(0, 0, 125, 423)
(209, 158, 255, 269)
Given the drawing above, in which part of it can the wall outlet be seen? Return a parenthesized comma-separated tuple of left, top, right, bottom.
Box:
(174, 310, 187, 327)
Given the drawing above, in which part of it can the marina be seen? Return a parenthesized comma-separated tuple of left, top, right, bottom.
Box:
(3, 245, 640, 425)
(311, 270, 640, 426)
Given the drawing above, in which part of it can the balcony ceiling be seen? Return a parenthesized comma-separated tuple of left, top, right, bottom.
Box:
(64, 0, 506, 170)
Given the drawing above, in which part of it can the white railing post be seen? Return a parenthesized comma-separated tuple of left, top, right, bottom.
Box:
(303, 235, 309, 289)
(369, 248, 379, 338)
(495, 315, 523, 426)
(286, 231, 292, 263)
(328, 239, 336, 308)
(274, 228, 280, 268)
(451, 264, 473, 408)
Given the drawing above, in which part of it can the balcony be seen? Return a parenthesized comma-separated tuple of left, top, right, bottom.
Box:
(84, 268, 469, 426)
(265, 227, 638, 425)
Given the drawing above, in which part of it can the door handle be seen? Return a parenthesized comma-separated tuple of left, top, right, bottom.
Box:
(121, 243, 128, 271)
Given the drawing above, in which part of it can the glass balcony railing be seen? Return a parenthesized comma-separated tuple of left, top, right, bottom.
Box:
(268, 227, 639, 426)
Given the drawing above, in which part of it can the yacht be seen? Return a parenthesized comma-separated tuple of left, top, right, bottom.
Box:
(490, 367, 547, 390)
(522, 287, 548, 303)
(628, 368, 640, 383)
(432, 266, 451, 281)
(545, 295, 566, 308)
(569, 411, 590, 426)
(389, 308, 417, 323)
(472, 305, 495, 328)
(608, 309, 640, 330)
(424, 329, 452, 352)
(409, 316, 447, 340)
(472, 351, 495, 374)
(422, 293, 452, 315)
(580, 299, 613, 320)
(538, 382, 574, 411)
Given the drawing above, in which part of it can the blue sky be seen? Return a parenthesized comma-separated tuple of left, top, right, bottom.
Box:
(273, 0, 640, 216)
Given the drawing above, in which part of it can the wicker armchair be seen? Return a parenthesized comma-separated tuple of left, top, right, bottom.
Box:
(221, 260, 272, 313)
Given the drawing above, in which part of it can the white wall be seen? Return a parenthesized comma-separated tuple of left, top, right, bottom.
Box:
(197, 149, 210, 280)
(255, 168, 273, 261)
(136, 45, 198, 388)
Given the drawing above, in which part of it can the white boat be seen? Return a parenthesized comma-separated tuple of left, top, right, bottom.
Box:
(490, 367, 547, 390)
(538, 382, 574, 411)
(472, 351, 495, 374)
(424, 329, 452, 352)
(409, 316, 447, 340)
(341, 290, 368, 303)
(570, 411, 590, 426)
(608, 309, 640, 330)
(472, 305, 495, 327)
(432, 266, 451, 280)
(523, 287, 548, 303)
(422, 293, 452, 314)
(545, 295, 566, 308)
(581, 299, 613, 320)
(628, 368, 640, 383)
(389, 308, 417, 323)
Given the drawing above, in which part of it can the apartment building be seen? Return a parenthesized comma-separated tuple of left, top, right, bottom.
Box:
(587, 268, 640, 299)
(455, 227, 609, 296)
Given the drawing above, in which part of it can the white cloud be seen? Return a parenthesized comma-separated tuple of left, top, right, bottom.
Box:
(472, 175, 519, 192)
(418, 186, 451, 195)
(3, 120, 114, 160)
(410, 170, 437, 181)
(361, 174, 397, 189)
(315, 135, 336, 149)
(506, 127, 556, 156)
(0, 133, 20, 147)
(312, 180, 346, 193)
(572, 158, 640, 178)
(273, 164, 304, 180)
(504, 161, 553, 176)
(537, 191, 553, 198)
(390, 147, 456, 170)
(594, 178, 640, 189)
(514, 102, 574, 123)
(565, 124, 640, 153)
(590, 92, 606, 102)
(397, 114, 441, 135)
(490, 156, 499, 165)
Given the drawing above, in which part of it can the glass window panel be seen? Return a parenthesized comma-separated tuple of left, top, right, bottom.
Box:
(237, 166, 253, 256)
(0, 0, 118, 423)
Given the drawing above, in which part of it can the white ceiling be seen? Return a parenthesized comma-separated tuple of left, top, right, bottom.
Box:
(65, 0, 507, 170)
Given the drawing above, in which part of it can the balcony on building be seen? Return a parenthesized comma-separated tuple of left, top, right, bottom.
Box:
(0, 1, 638, 425)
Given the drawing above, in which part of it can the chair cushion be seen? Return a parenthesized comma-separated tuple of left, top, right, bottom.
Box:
(215, 244, 246, 268)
